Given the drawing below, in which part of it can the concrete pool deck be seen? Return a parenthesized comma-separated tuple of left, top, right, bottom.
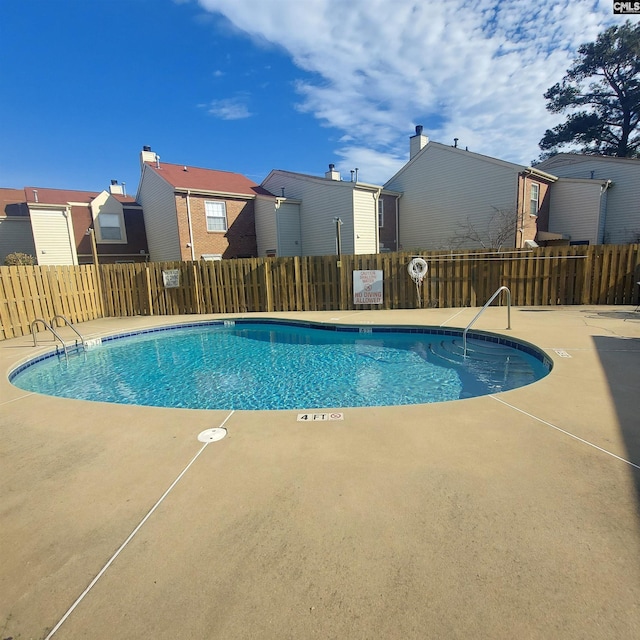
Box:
(1, 305, 640, 639)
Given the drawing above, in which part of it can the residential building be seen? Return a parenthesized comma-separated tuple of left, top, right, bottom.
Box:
(257, 165, 385, 257)
(0, 183, 147, 265)
(536, 153, 640, 245)
(137, 147, 264, 261)
(384, 126, 557, 251)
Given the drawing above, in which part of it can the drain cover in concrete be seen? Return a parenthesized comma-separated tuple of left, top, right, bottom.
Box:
(198, 427, 227, 443)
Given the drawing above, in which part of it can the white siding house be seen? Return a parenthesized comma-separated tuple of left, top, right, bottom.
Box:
(136, 162, 181, 261)
(353, 189, 379, 254)
(260, 167, 381, 257)
(538, 154, 640, 244)
(254, 195, 302, 257)
(385, 136, 525, 250)
(546, 178, 608, 245)
(29, 207, 78, 265)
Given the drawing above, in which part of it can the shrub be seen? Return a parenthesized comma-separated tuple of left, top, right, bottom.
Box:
(4, 252, 36, 266)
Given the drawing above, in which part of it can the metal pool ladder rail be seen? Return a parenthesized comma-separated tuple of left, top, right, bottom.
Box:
(50, 314, 85, 349)
(31, 315, 86, 362)
(463, 286, 511, 357)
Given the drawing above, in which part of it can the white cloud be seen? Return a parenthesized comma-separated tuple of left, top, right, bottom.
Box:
(196, 0, 626, 182)
(205, 96, 252, 120)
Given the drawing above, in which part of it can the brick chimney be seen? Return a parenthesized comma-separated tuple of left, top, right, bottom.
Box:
(410, 125, 428, 159)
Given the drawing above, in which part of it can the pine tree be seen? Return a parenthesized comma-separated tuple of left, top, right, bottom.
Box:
(539, 20, 640, 158)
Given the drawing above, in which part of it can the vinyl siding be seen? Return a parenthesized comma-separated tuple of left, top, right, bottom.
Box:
(255, 196, 277, 256)
(353, 188, 378, 254)
(538, 156, 640, 244)
(548, 179, 603, 244)
(276, 201, 301, 256)
(29, 209, 77, 265)
(385, 143, 520, 250)
(263, 172, 355, 256)
(137, 166, 181, 261)
(0, 218, 36, 263)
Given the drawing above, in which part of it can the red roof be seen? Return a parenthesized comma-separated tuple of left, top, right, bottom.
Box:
(145, 161, 271, 196)
(22, 187, 139, 206)
(0, 188, 29, 216)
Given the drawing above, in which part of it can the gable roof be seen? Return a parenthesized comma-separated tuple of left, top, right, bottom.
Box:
(144, 161, 271, 197)
(263, 168, 383, 192)
(0, 188, 29, 216)
(537, 153, 640, 171)
(21, 187, 140, 207)
(384, 140, 557, 187)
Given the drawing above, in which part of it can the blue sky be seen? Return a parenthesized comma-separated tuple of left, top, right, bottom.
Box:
(0, 0, 633, 194)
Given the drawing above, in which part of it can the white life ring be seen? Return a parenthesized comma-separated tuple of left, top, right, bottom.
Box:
(408, 257, 428, 283)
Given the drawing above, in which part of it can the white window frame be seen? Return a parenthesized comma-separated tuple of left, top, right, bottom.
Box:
(530, 183, 540, 217)
(378, 199, 384, 227)
(205, 200, 228, 232)
(96, 211, 126, 243)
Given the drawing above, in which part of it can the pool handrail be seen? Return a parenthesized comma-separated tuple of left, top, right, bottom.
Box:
(463, 286, 511, 357)
(50, 314, 85, 349)
(31, 318, 70, 362)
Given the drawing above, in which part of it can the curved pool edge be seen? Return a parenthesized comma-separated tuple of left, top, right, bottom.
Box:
(7, 315, 554, 410)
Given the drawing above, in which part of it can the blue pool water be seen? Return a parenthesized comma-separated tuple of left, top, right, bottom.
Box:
(10, 320, 552, 410)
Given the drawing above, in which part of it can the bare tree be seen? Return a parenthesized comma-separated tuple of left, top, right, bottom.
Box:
(449, 207, 517, 250)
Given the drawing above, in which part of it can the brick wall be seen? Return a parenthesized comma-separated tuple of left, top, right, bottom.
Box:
(518, 175, 552, 247)
(175, 193, 257, 259)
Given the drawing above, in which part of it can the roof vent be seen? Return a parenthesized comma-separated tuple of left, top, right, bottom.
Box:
(183, 166, 188, 172)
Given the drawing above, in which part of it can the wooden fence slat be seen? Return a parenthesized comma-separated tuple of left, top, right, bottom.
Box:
(2, 246, 640, 341)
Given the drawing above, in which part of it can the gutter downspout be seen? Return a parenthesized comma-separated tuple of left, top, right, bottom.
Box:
(395, 194, 401, 251)
(598, 180, 612, 244)
(373, 187, 382, 253)
(186, 190, 195, 261)
(518, 172, 526, 249)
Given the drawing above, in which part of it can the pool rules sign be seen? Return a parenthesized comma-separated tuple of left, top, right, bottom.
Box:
(353, 270, 383, 305)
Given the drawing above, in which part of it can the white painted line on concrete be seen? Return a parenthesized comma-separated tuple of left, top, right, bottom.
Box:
(328, 311, 364, 320)
(0, 392, 35, 406)
(44, 410, 235, 639)
(440, 309, 466, 326)
(490, 396, 640, 470)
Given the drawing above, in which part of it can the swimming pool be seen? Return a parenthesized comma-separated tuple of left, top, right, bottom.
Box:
(10, 319, 552, 410)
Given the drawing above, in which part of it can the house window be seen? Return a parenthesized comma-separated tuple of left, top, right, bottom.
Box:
(530, 183, 540, 216)
(378, 199, 384, 227)
(205, 201, 228, 232)
(98, 212, 123, 241)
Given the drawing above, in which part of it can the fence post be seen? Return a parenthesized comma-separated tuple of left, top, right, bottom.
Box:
(264, 260, 274, 312)
(145, 266, 154, 316)
(192, 263, 201, 314)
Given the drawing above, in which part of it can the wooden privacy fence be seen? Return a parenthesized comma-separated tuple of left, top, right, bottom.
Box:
(1, 245, 640, 340)
(0, 264, 102, 340)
